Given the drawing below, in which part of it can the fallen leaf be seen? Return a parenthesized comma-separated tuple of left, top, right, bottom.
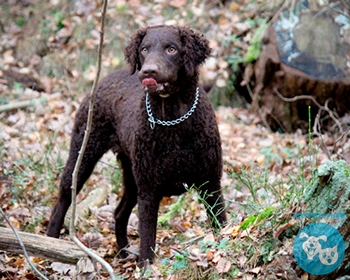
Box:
(7, 216, 20, 229)
(231, 2, 240, 11)
(51, 262, 76, 275)
(251, 267, 261, 274)
(168, 217, 188, 232)
(83, 65, 97, 82)
(169, 0, 187, 8)
(76, 256, 96, 279)
(203, 233, 216, 243)
(206, 251, 214, 261)
(3, 49, 15, 64)
(216, 258, 231, 274)
(80, 232, 103, 249)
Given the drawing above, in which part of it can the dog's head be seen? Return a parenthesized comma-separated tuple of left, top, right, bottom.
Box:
(124, 25, 211, 96)
(300, 232, 327, 260)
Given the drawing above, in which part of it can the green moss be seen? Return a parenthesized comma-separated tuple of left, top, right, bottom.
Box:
(304, 160, 350, 214)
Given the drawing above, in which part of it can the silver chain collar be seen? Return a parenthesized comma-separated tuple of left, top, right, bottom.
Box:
(146, 87, 199, 129)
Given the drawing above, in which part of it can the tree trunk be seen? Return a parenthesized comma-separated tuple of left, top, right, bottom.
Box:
(0, 227, 86, 264)
(251, 0, 350, 133)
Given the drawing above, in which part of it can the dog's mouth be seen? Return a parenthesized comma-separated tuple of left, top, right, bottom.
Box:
(142, 78, 169, 97)
(306, 246, 317, 255)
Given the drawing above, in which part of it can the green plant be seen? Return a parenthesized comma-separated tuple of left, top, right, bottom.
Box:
(240, 206, 275, 230)
(185, 183, 226, 231)
(160, 252, 191, 276)
(53, 10, 65, 30)
(172, 253, 190, 271)
(243, 21, 267, 63)
(158, 195, 185, 225)
(225, 47, 244, 73)
(13, 82, 24, 94)
(15, 16, 26, 27)
(200, 236, 230, 253)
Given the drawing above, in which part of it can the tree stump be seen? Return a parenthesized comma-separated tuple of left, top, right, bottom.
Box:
(251, 0, 350, 133)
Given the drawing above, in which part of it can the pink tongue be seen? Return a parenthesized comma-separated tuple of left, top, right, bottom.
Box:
(142, 78, 158, 86)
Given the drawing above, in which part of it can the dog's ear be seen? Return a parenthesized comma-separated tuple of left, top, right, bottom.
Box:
(300, 232, 309, 239)
(179, 26, 211, 77)
(124, 28, 147, 74)
(318, 235, 327, 242)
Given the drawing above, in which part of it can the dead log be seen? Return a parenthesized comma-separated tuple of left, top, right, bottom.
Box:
(251, 0, 350, 133)
(0, 227, 86, 264)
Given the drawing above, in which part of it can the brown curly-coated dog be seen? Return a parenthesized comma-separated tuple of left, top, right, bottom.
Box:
(47, 25, 227, 264)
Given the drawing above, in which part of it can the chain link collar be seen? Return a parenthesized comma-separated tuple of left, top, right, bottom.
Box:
(146, 87, 199, 129)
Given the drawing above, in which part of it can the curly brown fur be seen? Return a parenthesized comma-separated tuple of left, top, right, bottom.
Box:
(47, 25, 227, 264)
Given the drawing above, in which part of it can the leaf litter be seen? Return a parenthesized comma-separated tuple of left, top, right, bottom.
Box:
(0, 0, 340, 279)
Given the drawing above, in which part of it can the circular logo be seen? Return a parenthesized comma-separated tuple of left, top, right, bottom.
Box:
(293, 223, 345, 275)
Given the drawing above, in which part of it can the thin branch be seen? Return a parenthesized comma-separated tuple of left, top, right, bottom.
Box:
(312, 109, 332, 160)
(0, 209, 48, 280)
(273, 88, 343, 134)
(69, 0, 116, 279)
(333, 126, 350, 155)
(246, 83, 272, 131)
(275, 87, 350, 158)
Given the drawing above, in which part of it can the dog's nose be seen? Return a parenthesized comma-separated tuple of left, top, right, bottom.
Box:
(141, 64, 159, 77)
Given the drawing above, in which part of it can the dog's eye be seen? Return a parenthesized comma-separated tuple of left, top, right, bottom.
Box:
(141, 47, 148, 54)
(167, 46, 177, 54)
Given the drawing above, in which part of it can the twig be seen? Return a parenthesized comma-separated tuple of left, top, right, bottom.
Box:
(181, 233, 207, 246)
(312, 109, 332, 160)
(275, 88, 350, 158)
(246, 83, 272, 131)
(169, 247, 185, 256)
(273, 88, 343, 134)
(333, 126, 350, 155)
(99, 160, 120, 169)
(0, 209, 48, 280)
(69, 0, 117, 279)
(167, 234, 208, 260)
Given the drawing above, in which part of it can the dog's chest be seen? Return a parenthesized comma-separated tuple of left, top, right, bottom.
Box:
(143, 127, 212, 173)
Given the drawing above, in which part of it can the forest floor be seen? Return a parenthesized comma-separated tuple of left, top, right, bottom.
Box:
(0, 0, 347, 279)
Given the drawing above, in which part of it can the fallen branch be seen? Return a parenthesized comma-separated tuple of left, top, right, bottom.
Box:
(0, 92, 61, 113)
(0, 209, 48, 279)
(0, 227, 86, 264)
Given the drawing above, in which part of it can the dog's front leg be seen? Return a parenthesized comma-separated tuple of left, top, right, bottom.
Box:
(137, 192, 162, 264)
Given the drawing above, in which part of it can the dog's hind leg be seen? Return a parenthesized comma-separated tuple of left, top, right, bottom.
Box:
(47, 100, 113, 237)
(114, 153, 137, 258)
